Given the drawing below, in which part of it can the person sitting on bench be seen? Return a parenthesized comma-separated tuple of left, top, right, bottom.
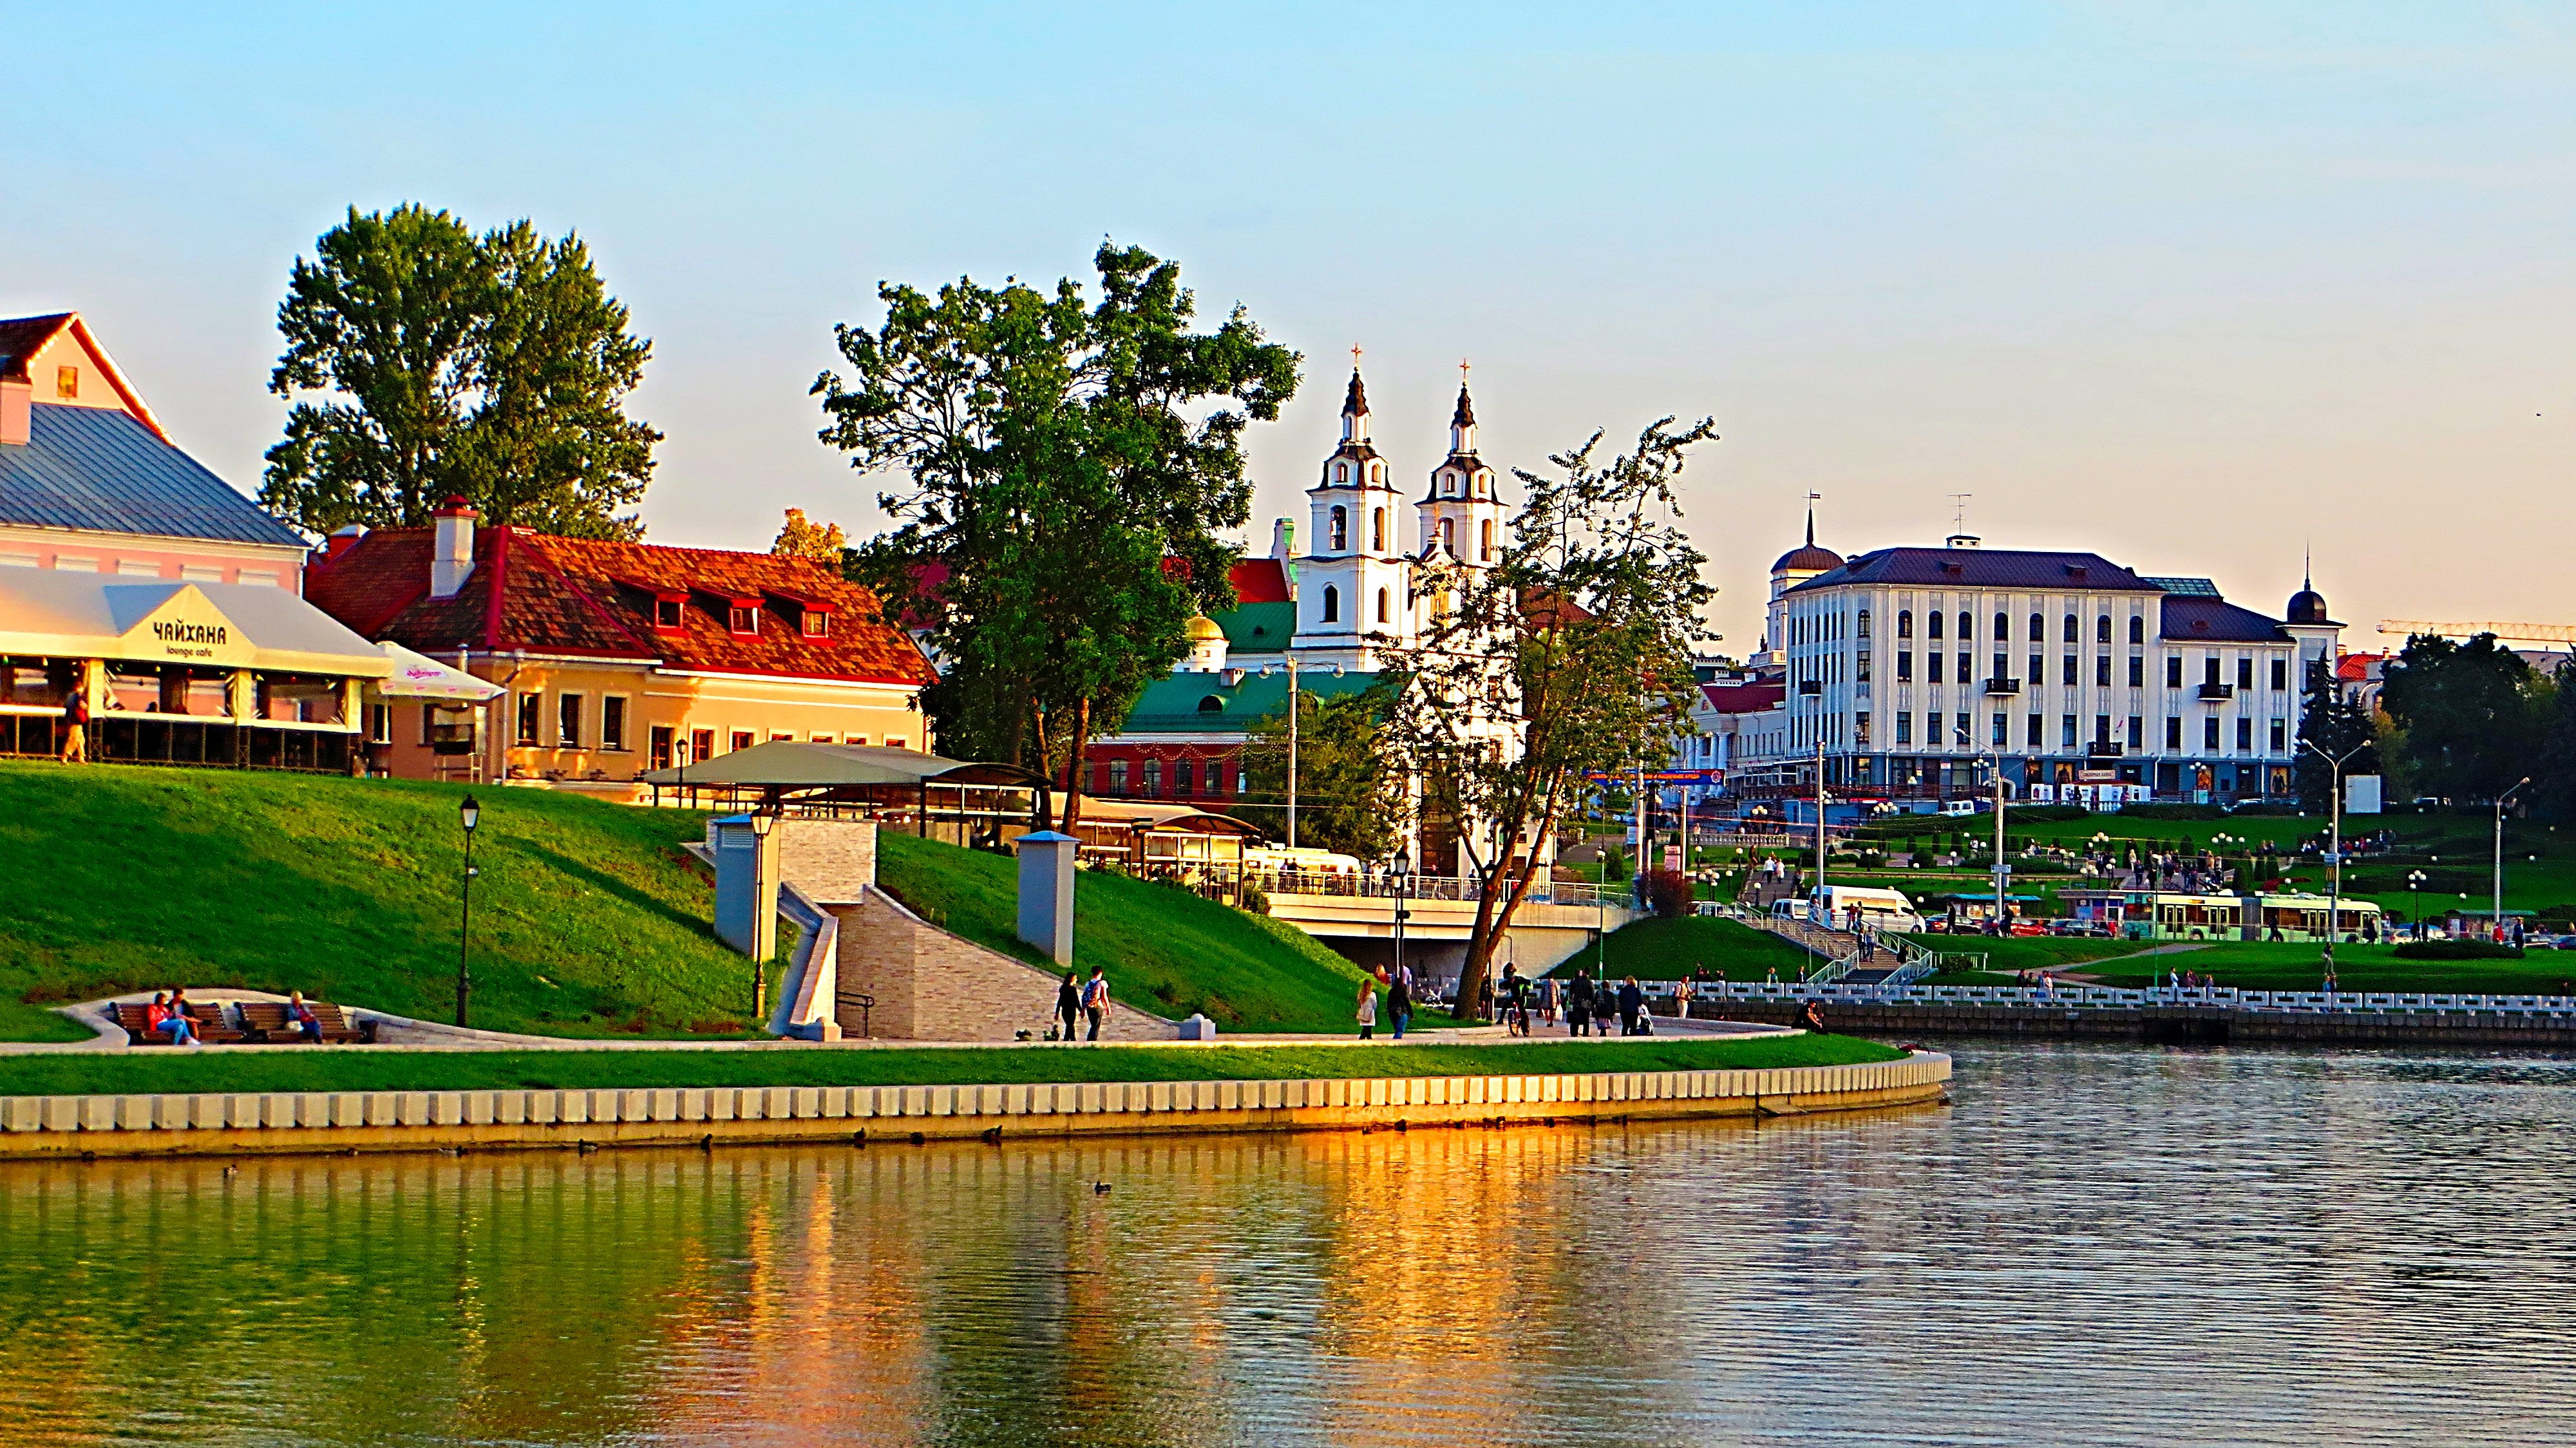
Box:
(147, 991, 198, 1046)
(285, 991, 323, 1043)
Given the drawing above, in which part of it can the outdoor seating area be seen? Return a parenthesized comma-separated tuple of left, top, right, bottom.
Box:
(111, 996, 373, 1045)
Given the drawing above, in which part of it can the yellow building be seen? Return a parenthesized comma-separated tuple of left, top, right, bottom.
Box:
(305, 501, 933, 793)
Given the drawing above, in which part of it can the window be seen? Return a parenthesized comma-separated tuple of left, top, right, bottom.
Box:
(1110, 759, 1129, 793)
(2166, 656, 2183, 688)
(1958, 611, 1973, 640)
(601, 696, 627, 752)
(1896, 712, 1913, 745)
(1375, 588, 1390, 624)
(1371, 508, 1386, 551)
(2203, 716, 2221, 750)
(2130, 616, 2145, 645)
(1989, 713, 2007, 746)
(2027, 713, 2043, 747)
(2203, 656, 2221, 687)
(730, 730, 754, 752)
(1928, 651, 1945, 684)
(884, 738, 907, 750)
(1857, 609, 1871, 638)
(2029, 612, 2043, 642)
(420, 703, 440, 747)
(2271, 658, 2287, 692)
(1855, 712, 1871, 747)
(2095, 655, 2111, 688)
(2238, 657, 2254, 691)
(1897, 651, 1913, 682)
(2063, 653, 2078, 686)
(1958, 651, 1971, 683)
(1479, 519, 1495, 561)
(2270, 719, 2287, 751)
(689, 729, 714, 763)
(557, 692, 583, 748)
(516, 693, 540, 746)
(1335, 463, 1349, 484)
(1329, 506, 1348, 550)
(1321, 585, 1340, 624)
(1954, 712, 1971, 747)
(1994, 612, 2010, 641)
(2096, 614, 2112, 643)
(1175, 758, 1196, 795)
(802, 609, 831, 638)
(1927, 611, 1944, 640)
(2127, 716, 2143, 748)
(728, 603, 759, 634)
(2095, 714, 2112, 743)
(650, 726, 674, 770)
(1144, 759, 1163, 795)
(2061, 714, 2078, 748)
(56, 366, 78, 399)
(1897, 609, 1913, 638)
(2128, 656, 2144, 687)
(1439, 518, 1454, 553)
(2236, 718, 2253, 752)
(2063, 614, 2078, 643)
(654, 596, 683, 630)
(1856, 650, 1872, 682)
(1993, 653, 2008, 682)
(368, 703, 392, 745)
(1369, 462, 1383, 484)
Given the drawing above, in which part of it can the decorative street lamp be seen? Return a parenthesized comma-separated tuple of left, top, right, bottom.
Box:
(1390, 844, 1412, 1011)
(2406, 869, 2427, 937)
(2495, 777, 2530, 943)
(749, 805, 778, 1020)
(457, 794, 480, 1027)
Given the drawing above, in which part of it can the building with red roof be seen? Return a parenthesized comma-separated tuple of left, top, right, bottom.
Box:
(305, 501, 933, 787)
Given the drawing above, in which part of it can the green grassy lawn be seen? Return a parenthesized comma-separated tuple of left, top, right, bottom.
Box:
(0, 761, 750, 1042)
(1589, 916, 1817, 981)
(0, 1033, 1903, 1098)
(2073, 942, 2576, 994)
(876, 833, 1400, 1034)
(1890, 935, 2157, 971)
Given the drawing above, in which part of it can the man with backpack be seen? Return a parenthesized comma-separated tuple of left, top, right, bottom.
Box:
(1079, 967, 1110, 1042)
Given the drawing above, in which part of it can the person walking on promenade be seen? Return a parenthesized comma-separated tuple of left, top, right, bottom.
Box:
(1540, 975, 1560, 1027)
(1567, 971, 1595, 1036)
(1388, 966, 1413, 1040)
(1080, 966, 1110, 1042)
(1617, 976, 1643, 1036)
(1054, 971, 1082, 1043)
(1356, 976, 1378, 1039)
(1672, 976, 1692, 1026)
(1499, 963, 1521, 1033)
(1510, 971, 1532, 1034)
(59, 685, 88, 764)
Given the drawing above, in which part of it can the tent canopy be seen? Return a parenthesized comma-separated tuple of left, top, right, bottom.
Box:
(636, 739, 1045, 790)
(375, 642, 504, 701)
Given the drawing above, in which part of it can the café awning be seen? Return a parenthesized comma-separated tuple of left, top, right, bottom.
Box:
(376, 642, 505, 701)
(636, 739, 1045, 790)
(0, 571, 392, 678)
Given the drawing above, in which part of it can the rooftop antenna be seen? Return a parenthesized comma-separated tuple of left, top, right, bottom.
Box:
(1804, 491, 1822, 545)
(1946, 492, 1979, 549)
(2304, 541, 2313, 591)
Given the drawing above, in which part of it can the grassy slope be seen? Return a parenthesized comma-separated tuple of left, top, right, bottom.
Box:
(0, 761, 753, 1042)
(0, 1034, 1902, 1098)
(1591, 917, 1817, 981)
(873, 831, 1390, 1034)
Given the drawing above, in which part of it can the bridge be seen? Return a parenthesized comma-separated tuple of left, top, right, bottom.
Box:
(1257, 871, 1644, 980)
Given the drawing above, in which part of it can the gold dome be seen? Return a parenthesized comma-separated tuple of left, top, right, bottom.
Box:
(1186, 613, 1226, 642)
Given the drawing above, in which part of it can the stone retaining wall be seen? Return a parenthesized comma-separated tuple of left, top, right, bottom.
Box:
(1710, 1000, 2576, 1047)
(0, 1054, 1950, 1160)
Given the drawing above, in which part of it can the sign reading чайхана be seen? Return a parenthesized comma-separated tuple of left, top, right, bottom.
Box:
(117, 589, 255, 666)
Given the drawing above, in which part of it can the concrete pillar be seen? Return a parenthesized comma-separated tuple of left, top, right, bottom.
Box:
(712, 816, 781, 960)
(227, 669, 255, 720)
(1016, 830, 1078, 964)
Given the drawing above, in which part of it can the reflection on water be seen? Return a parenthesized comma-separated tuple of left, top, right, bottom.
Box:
(4, 1045, 2574, 1447)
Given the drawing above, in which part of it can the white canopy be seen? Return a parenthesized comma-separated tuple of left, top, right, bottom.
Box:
(375, 642, 505, 701)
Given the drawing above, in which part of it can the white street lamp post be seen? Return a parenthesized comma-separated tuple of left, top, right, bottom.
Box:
(2496, 777, 2530, 942)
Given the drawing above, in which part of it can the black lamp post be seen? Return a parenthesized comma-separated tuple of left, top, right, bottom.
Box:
(457, 794, 480, 1027)
(748, 805, 778, 1020)
(2407, 869, 2426, 938)
(1390, 844, 1412, 1016)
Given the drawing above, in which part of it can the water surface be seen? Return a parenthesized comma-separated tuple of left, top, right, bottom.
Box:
(4, 1044, 2571, 1446)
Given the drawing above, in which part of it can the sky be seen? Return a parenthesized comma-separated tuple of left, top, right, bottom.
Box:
(5, 2, 2571, 653)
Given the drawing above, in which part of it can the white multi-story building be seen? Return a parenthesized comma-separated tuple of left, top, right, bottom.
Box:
(1728, 530, 2340, 805)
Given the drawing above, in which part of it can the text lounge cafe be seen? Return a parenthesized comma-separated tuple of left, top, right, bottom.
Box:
(0, 569, 393, 770)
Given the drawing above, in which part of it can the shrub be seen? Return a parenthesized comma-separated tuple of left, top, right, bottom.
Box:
(1639, 869, 1692, 919)
(2394, 939, 2523, 960)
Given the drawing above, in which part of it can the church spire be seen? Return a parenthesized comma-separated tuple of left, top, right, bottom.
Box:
(1448, 361, 1477, 457)
(1339, 348, 1371, 445)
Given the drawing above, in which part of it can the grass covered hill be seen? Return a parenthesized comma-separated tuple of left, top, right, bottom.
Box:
(0, 761, 745, 1042)
(875, 831, 1388, 1034)
(1590, 916, 1817, 982)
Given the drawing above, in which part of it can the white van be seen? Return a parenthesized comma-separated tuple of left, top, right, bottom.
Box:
(1782, 884, 1925, 933)
(1938, 799, 1981, 818)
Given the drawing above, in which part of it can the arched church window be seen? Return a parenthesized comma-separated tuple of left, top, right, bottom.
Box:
(1439, 518, 1454, 552)
(1957, 611, 1973, 640)
(1994, 612, 2009, 641)
(1369, 462, 1383, 485)
(2029, 612, 2043, 642)
(1479, 519, 1494, 561)
(1329, 506, 1347, 551)
(2129, 615, 2145, 645)
(2063, 613, 2078, 643)
(2096, 614, 2112, 643)
(1897, 610, 1913, 638)
(1857, 609, 1871, 639)
(1927, 611, 1944, 640)
(1321, 585, 1340, 623)
(1336, 463, 1349, 484)
(1371, 509, 1386, 552)
(1376, 588, 1390, 624)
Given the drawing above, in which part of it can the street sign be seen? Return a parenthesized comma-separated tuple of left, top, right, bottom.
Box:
(2322, 851, 2344, 865)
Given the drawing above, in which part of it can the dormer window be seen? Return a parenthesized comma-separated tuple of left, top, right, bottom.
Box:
(654, 596, 683, 630)
(800, 608, 832, 638)
(729, 603, 759, 634)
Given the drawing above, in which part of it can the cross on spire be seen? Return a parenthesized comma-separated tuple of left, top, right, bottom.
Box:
(1350, 343, 1363, 368)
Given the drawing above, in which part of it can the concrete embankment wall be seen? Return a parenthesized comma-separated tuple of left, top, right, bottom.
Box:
(0, 1055, 1950, 1161)
(1712, 1000, 2576, 1048)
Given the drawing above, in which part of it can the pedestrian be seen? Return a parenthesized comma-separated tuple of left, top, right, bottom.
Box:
(1567, 971, 1595, 1037)
(1672, 976, 1692, 1026)
(1617, 976, 1643, 1036)
(1389, 966, 1413, 1040)
(59, 684, 88, 765)
(1540, 975, 1560, 1027)
(1355, 976, 1378, 1040)
(1054, 970, 1082, 1043)
(1499, 962, 1520, 1026)
(1510, 971, 1532, 1035)
(1079, 966, 1110, 1042)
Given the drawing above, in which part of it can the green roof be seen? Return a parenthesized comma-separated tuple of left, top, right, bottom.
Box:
(1112, 667, 1381, 736)
(1214, 600, 1296, 651)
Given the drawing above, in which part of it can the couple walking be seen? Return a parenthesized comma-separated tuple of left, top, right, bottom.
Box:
(1053, 967, 1110, 1042)
(1357, 963, 1414, 1040)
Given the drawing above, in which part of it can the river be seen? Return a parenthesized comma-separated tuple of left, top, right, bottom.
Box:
(3, 1043, 2571, 1446)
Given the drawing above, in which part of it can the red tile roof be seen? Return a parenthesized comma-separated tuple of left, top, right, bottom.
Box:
(1228, 558, 1291, 604)
(1700, 680, 1786, 714)
(307, 526, 934, 685)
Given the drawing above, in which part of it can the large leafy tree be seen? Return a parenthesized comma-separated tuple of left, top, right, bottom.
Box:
(1240, 680, 1403, 861)
(816, 241, 1298, 829)
(262, 204, 659, 539)
(1381, 419, 1718, 1021)
(2528, 662, 2576, 824)
(2380, 633, 2546, 803)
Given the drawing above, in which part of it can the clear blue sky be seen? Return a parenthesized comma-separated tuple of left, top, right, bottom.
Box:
(6, 3, 2571, 649)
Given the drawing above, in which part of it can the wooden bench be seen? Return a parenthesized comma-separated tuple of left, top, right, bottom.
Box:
(113, 1001, 238, 1045)
(238, 1000, 371, 1044)
(185, 1000, 245, 1045)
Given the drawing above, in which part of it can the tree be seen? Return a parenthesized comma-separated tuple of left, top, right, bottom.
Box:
(816, 240, 1298, 832)
(2293, 653, 2378, 812)
(1239, 680, 1402, 861)
(262, 204, 659, 539)
(772, 508, 848, 560)
(1381, 418, 1718, 1022)
(2379, 633, 2545, 803)
(2532, 662, 2576, 823)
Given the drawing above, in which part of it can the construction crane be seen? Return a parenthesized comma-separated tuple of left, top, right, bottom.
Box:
(2378, 619, 2576, 647)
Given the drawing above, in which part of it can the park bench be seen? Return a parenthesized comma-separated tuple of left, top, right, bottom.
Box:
(185, 1000, 245, 1044)
(238, 1000, 372, 1044)
(113, 1001, 239, 1045)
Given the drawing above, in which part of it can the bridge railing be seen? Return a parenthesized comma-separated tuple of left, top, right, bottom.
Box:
(1642, 979, 2576, 1016)
(1256, 869, 1629, 910)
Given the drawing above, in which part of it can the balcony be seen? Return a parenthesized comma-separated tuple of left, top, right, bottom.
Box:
(2197, 682, 2234, 701)
(2086, 741, 2125, 759)
(1982, 678, 2022, 696)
